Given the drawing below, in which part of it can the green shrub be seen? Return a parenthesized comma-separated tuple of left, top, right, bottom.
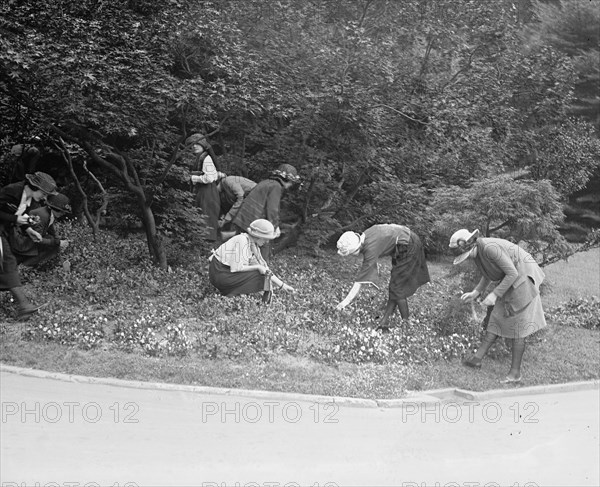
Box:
(547, 297, 600, 329)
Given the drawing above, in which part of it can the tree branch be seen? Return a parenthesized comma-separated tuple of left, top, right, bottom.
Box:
(488, 220, 512, 234)
(372, 104, 428, 125)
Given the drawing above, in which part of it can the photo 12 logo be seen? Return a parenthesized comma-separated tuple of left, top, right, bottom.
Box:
(401, 401, 540, 424)
(400, 483, 539, 487)
(200, 401, 339, 424)
(1, 483, 139, 487)
(1, 401, 140, 424)
(201, 483, 339, 487)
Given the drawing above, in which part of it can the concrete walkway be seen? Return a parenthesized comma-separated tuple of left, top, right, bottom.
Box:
(1, 368, 598, 487)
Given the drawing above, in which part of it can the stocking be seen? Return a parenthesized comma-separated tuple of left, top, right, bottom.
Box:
(507, 338, 526, 378)
(474, 331, 498, 359)
(397, 298, 409, 320)
(10, 286, 31, 309)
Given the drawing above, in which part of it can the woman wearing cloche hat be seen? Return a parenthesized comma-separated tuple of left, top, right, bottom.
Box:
(449, 228, 547, 383)
(231, 163, 301, 262)
(336, 223, 430, 330)
(0, 172, 57, 319)
(11, 193, 72, 268)
(208, 219, 295, 302)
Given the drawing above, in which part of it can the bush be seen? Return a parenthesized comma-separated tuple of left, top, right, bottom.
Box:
(547, 297, 600, 330)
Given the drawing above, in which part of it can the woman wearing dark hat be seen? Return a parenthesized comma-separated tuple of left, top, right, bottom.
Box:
(231, 163, 301, 261)
(0, 172, 57, 319)
(184, 133, 226, 242)
(208, 219, 295, 300)
(335, 224, 430, 330)
(449, 229, 547, 383)
(11, 193, 72, 268)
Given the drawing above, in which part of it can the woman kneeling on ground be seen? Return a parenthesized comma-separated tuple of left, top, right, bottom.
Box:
(209, 219, 295, 302)
(449, 229, 547, 384)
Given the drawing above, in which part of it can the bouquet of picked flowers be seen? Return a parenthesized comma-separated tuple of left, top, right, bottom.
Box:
(27, 214, 41, 226)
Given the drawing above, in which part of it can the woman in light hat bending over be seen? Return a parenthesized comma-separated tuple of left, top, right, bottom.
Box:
(209, 219, 295, 302)
(449, 229, 547, 383)
(336, 224, 430, 330)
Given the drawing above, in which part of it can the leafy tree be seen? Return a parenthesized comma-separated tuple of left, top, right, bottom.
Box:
(2, 0, 598, 267)
(430, 175, 572, 264)
(0, 0, 272, 267)
(524, 0, 600, 128)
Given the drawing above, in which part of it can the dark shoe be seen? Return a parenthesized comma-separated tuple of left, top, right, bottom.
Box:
(16, 302, 47, 321)
(462, 355, 482, 369)
(261, 291, 272, 304)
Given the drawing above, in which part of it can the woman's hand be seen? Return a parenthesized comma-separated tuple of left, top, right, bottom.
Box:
(481, 292, 498, 306)
(25, 228, 43, 243)
(16, 214, 30, 225)
(257, 265, 270, 275)
(460, 290, 480, 302)
(281, 283, 295, 293)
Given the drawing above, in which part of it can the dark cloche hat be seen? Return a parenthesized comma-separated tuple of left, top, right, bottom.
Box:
(185, 133, 209, 148)
(25, 172, 58, 195)
(46, 193, 72, 213)
(271, 164, 300, 183)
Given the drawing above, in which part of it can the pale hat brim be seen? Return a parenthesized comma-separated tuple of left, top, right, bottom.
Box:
(453, 247, 475, 265)
(449, 229, 479, 248)
(247, 220, 277, 240)
(247, 229, 277, 240)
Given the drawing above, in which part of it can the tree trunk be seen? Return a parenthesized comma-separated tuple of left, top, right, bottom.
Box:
(139, 203, 168, 269)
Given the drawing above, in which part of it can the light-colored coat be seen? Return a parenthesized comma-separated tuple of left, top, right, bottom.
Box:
(473, 237, 547, 338)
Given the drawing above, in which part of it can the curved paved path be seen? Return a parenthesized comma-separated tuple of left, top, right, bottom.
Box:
(1, 370, 598, 486)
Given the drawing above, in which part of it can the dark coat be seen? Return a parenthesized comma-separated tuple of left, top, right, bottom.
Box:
(231, 178, 284, 231)
(10, 206, 60, 257)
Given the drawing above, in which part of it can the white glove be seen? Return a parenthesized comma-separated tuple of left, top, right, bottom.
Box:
(460, 290, 480, 302)
(481, 292, 498, 307)
(274, 226, 281, 238)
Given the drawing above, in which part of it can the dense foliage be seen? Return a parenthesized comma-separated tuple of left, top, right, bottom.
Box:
(1, 0, 599, 268)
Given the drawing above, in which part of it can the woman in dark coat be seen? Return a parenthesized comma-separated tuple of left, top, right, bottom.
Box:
(0, 172, 57, 319)
(231, 164, 300, 261)
(11, 193, 71, 268)
(335, 223, 430, 330)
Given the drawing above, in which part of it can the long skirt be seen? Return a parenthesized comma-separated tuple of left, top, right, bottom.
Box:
(209, 258, 266, 297)
(487, 293, 547, 339)
(194, 183, 220, 241)
(389, 231, 430, 301)
(0, 234, 21, 290)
